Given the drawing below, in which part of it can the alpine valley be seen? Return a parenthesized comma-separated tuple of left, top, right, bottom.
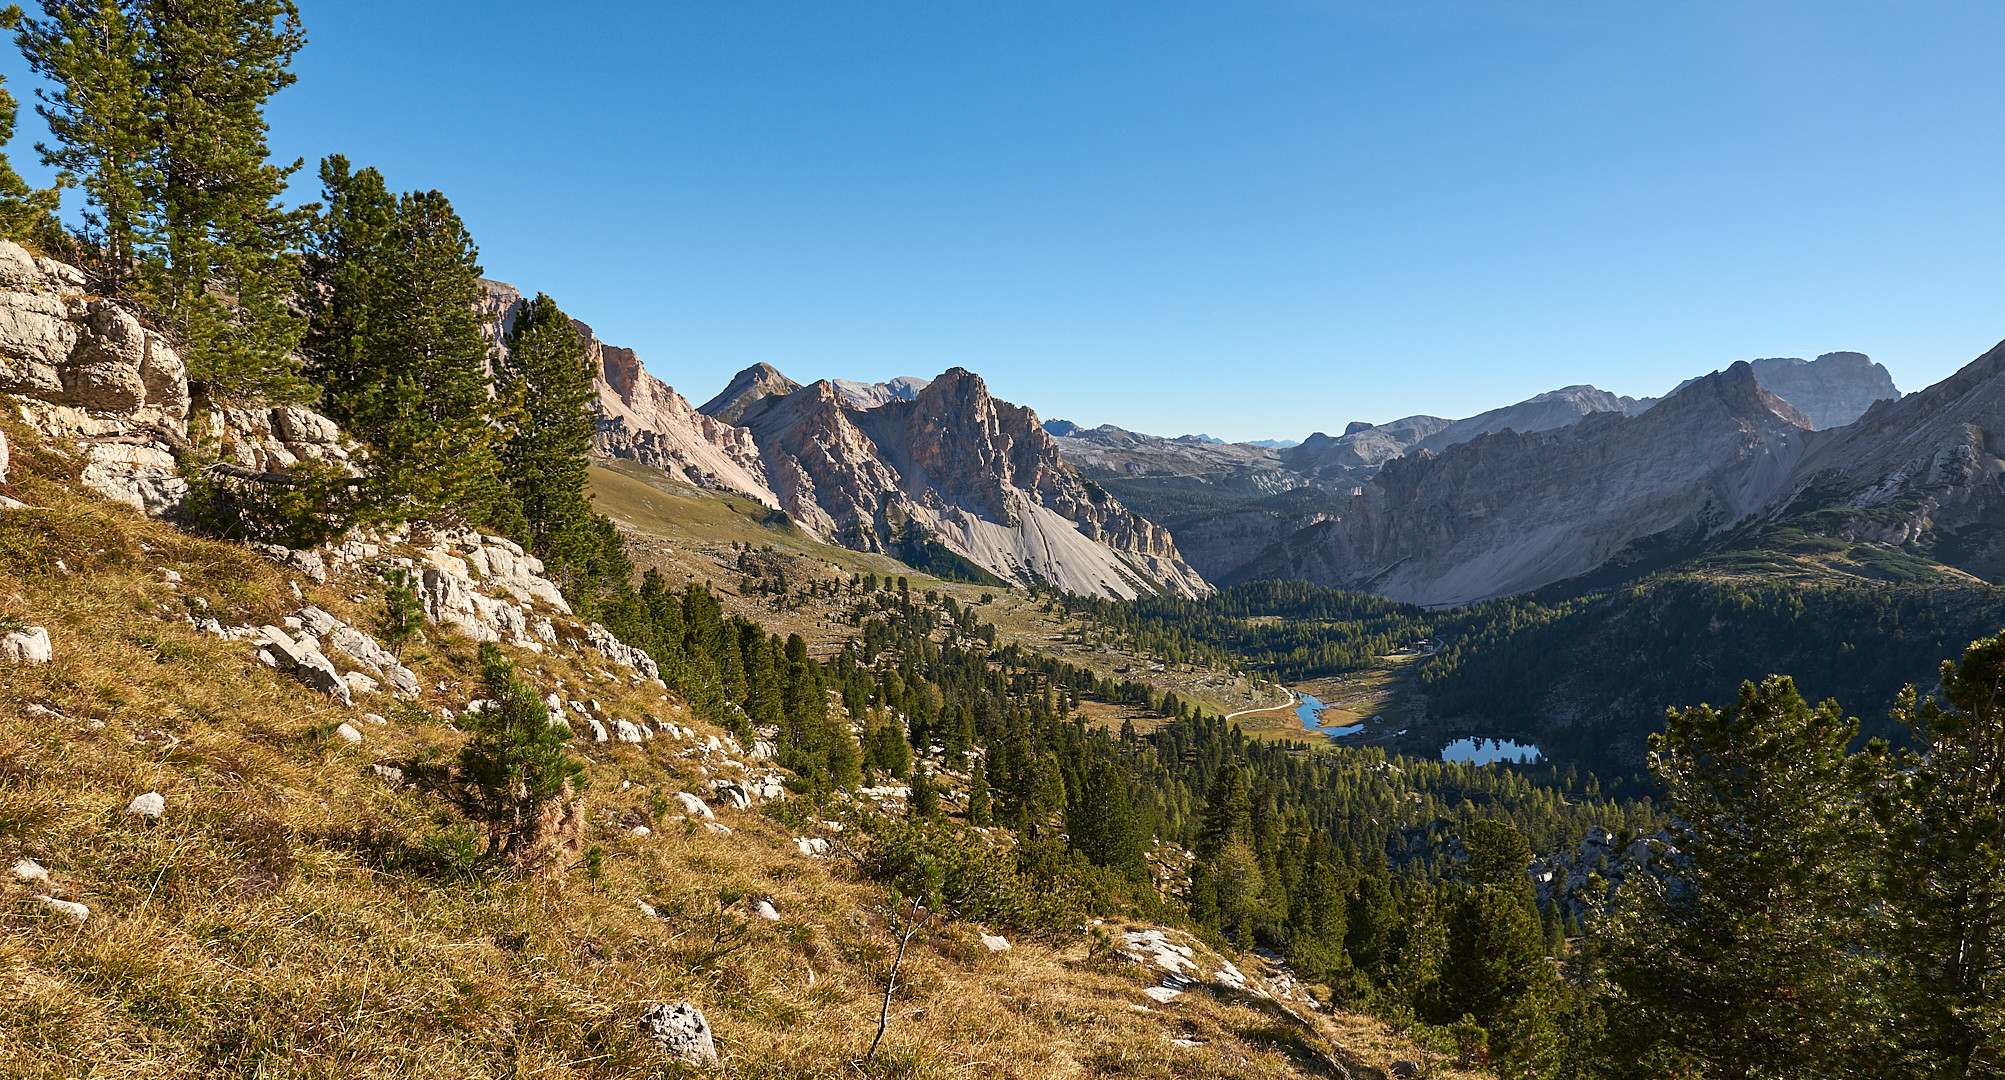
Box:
(6, 6, 2005, 1080)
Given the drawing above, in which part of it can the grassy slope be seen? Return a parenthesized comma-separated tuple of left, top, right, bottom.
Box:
(0, 424, 1471, 1079)
(588, 460, 1291, 720)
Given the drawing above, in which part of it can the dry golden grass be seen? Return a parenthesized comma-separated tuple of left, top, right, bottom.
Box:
(590, 460, 1287, 719)
(0, 417, 1481, 1079)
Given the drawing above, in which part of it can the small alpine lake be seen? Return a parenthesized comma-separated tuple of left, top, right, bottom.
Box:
(1440, 737, 1543, 765)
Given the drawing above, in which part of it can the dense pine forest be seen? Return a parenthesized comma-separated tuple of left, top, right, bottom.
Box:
(4, 3, 2005, 1079)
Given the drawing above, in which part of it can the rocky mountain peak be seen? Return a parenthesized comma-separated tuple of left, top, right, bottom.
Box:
(700, 363, 803, 424)
(1746, 352, 1899, 430)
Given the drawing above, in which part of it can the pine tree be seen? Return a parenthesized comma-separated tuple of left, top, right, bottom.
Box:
(0, 10, 61, 244)
(966, 756, 991, 826)
(1596, 675, 1870, 1080)
(23, 0, 312, 398)
(1195, 762, 1252, 862)
(495, 292, 599, 575)
(306, 169, 504, 523)
(415, 641, 584, 861)
(1066, 758, 1144, 878)
(18, 0, 151, 288)
(1869, 633, 2005, 1077)
(908, 763, 938, 819)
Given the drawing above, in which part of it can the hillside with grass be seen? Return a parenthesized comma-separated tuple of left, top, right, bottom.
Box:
(0, 411, 1499, 1079)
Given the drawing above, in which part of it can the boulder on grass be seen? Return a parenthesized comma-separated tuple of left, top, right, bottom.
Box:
(1, 626, 51, 664)
(638, 1001, 717, 1065)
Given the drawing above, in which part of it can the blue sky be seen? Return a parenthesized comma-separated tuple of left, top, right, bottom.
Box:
(4, 1, 2001, 442)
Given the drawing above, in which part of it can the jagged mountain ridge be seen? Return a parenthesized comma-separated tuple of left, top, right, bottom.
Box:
(732, 367, 1208, 599)
(478, 281, 781, 507)
(1228, 364, 1817, 606)
(1050, 356, 1901, 588)
(698, 362, 802, 425)
(471, 289, 1210, 599)
(1760, 339, 2005, 579)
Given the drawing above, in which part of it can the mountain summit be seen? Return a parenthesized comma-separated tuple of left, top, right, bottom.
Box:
(699, 363, 803, 425)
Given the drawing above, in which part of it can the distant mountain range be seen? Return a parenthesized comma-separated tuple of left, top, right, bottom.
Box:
(482, 278, 1975, 610)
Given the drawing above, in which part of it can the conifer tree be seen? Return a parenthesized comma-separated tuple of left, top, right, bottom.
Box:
(1596, 676, 1870, 1079)
(415, 641, 584, 862)
(908, 763, 938, 819)
(1869, 633, 2005, 1077)
(966, 757, 991, 826)
(0, 10, 61, 244)
(22, 0, 311, 398)
(305, 166, 504, 524)
(18, 0, 153, 289)
(495, 292, 599, 572)
(1067, 759, 1144, 878)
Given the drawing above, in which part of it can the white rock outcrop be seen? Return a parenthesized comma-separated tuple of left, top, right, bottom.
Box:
(637, 1001, 718, 1066)
(37, 895, 88, 923)
(1, 626, 51, 664)
(673, 792, 714, 820)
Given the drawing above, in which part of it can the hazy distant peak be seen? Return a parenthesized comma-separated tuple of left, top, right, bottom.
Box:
(832, 375, 932, 410)
(1669, 351, 1899, 430)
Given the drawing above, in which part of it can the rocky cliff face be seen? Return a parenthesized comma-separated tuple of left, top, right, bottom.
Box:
(1281, 385, 1653, 487)
(831, 375, 929, 410)
(736, 368, 1208, 599)
(1758, 338, 2005, 577)
(476, 280, 780, 508)
(1232, 364, 1814, 606)
(1748, 352, 1899, 430)
(0, 242, 351, 516)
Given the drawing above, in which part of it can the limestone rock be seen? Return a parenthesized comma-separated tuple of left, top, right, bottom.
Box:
(699, 361, 802, 424)
(328, 626, 420, 695)
(335, 722, 362, 745)
(586, 623, 659, 680)
(1748, 353, 1899, 430)
(297, 606, 342, 636)
(1231, 364, 1816, 606)
(673, 792, 714, 820)
(613, 719, 646, 744)
(637, 1001, 717, 1065)
(732, 368, 1209, 599)
(342, 672, 379, 697)
(13, 858, 49, 884)
(139, 332, 189, 419)
(62, 299, 148, 412)
(980, 933, 1011, 952)
(753, 899, 781, 920)
(127, 791, 165, 819)
(37, 895, 88, 923)
(258, 626, 353, 705)
(1, 626, 51, 664)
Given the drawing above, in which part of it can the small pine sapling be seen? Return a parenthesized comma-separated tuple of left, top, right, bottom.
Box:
(377, 567, 424, 658)
(411, 642, 584, 863)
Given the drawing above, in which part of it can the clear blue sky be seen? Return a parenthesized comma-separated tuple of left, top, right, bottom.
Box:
(4, 1, 2001, 442)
